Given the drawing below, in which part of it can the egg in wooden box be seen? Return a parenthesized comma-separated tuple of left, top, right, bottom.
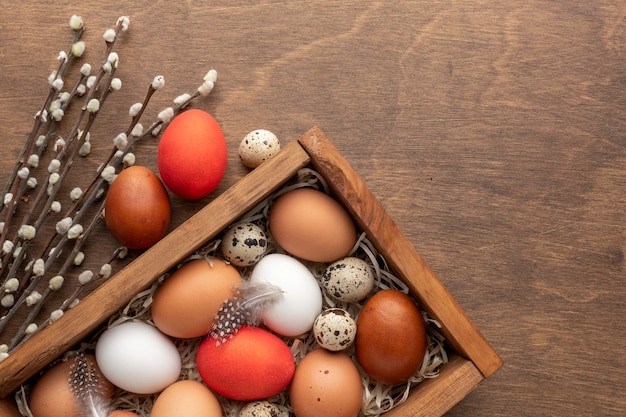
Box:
(151, 258, 242, 339)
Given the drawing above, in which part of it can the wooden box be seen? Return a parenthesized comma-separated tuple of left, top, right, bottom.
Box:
(0, 127, 502, 416)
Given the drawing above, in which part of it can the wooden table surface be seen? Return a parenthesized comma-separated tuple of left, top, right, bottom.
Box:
(1, 1, 624, 416)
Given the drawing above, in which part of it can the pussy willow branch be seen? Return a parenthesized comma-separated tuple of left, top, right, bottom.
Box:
(0, 25, 85, 227)
(0, 17, 126, 334)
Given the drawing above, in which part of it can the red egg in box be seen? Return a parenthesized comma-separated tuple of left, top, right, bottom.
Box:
(196, 326, 295, 401)
(157, 109, 227, 200)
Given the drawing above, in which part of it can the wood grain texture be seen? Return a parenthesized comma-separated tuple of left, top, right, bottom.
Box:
(0, 1, 624, 416)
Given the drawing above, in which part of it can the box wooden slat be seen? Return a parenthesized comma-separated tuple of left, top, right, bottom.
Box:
(0, 127, 501, 417)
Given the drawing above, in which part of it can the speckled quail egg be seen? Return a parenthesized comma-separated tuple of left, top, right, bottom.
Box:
(221, 222, 268, 267)
(238, 129, 281, 168)
(239, 400, 282, 417)
(313, 308, 357, 351)
(322, 257, 376, 303)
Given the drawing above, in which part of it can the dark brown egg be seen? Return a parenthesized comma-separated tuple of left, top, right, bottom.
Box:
(105, 165, 171, 249)
(355, 289, 427, 384)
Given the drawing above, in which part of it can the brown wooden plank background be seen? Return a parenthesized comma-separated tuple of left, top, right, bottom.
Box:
(1, 1, 624, 416)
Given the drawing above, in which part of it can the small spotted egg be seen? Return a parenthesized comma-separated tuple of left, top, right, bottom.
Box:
(238, 129, 281, 168)
(221, 222, 268, 267)
(322, 257, 376, 303)
(313, 308, 357, 351)
(239, 400, 282, 417)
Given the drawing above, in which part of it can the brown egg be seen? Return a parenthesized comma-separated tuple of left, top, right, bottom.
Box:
(151, 258, 243, 338)
(151, 380, 222, 417)
(29, 354, 114, 417)
(289, 348, 362, 417)
(105, 165, 171, 249)
(269, 188, 357, 263)
(355, 289, 427, 384)
(0, 396, 21, 417)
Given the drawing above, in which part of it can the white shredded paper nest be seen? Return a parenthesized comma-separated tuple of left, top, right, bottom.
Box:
(17, 168, 448, 417)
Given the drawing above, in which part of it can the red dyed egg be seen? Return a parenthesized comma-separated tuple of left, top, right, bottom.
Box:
(157, 109, 227, 200)
(196, 326, 295, 401)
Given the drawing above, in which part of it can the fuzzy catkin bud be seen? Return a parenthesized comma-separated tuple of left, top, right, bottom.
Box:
(123, 153, 136, 167)
(158, 107, 174, 123)
(18, 167, 29, 179)
(27, 177, 37, 189)
(59, 92, 71, 103)
(18, 225, 36, 240)
(99, 264, 112, 279)
(77, 84, 87, 96)
(54, 139, 65, 152)
(69, 15, 84, 31)
(129, 102, 142, 117)
(3, 277, 18, 292)
(118, 16, 130, 31)
(152, 75, 165, 90)
(74, 252, 85, 266)
(56, 217, 73, 235)
(49, 275, 64, 290)
(204, 69, 218, 83)
(50, 201, 61, 212)
(2, 240, 13, 255)
(51, 108, 64, 121)
(27, 154, 39, 167)
(103, 28, 117, 43)
(67, 224, 83, 239)
(51, 79, 64, 92)
(1, 294, 14, 308)
(50, 310, 64, 322)
(71, 41, 86, 57)
(130, 123, 143, 137)
(33, 259, 45, 276)
(3, 193, 12, 207)
(87, 99, 100, 113)
(111, 78, 122, 91)
(80, 63, 92, 76)
(79, 141, 91, 156)
(25, 323, 38, 334)
(174, 93, 191, 105)
(70, 187, 83, 202)
(198, 80, 214, 96)
(108, 52, 120, 66)
(48, 173, 60, 185)
(26, 291, 42, 306)
(48, 159, 61, 173)
(102, 61, 113, 74)
(86, 76, 97, 89)
(114, 132, 128, 150)
(78, 270, 94, 285)
(101, 165, 117, 183)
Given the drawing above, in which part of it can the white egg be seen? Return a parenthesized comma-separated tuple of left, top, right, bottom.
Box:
(221, 222, 268, 267)
(313, 308, 357, 351)
(250, 253, 322, 336)
(322, 257, 375, 302)
(238, 129, 281, 168)
(95, 321, 181, 394)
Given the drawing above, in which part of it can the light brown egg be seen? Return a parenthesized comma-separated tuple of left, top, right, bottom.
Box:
(0, 396, 21, 417)
(269, 188, 357, 263)
(29, 354, 114, 417)
(355, 289, 427, 384)
(289, 348, 362, 417)
(151, 380, 222, 417)
(151, 258, 243, 338)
